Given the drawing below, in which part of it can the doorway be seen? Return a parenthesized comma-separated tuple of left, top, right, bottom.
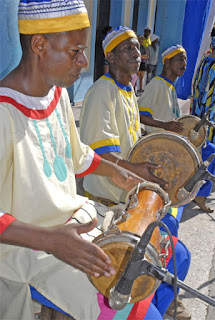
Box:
(94, 0, 111, 81)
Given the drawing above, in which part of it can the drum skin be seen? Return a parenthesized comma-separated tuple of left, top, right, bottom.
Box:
(127, 132, 202, 207)
(177, 115, 207, 148)
(90, 188, 164, 303)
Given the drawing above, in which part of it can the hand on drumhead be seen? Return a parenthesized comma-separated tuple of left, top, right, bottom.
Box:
(164, 120, 184, 133)
(47, 219, 116, 278)
(129, 162, 168, 190)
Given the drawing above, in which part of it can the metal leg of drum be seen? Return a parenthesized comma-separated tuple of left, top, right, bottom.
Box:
(148, 263, 215, 307)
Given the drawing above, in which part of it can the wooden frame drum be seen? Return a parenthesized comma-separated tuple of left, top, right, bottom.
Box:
(127, 132, 203, 207)
(177, 115, 207, 148)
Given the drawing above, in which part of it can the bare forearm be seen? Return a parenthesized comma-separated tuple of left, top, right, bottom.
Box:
(140, 115, 166, 129)
(0, 220, 53, 252)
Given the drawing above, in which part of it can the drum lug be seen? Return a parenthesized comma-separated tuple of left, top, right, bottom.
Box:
(190, 129, 200, 141)
(159, 237, 171, 266)
(128, 194, 139, 209)
(157, 202, 171, 220)
(177, 182, 205, 202)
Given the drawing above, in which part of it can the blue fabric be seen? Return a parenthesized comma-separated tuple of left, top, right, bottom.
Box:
(160, 213, 179, 237)
(197, 141, 215, 197)
(152, 239, 191, 316)
(30, 285, 71, 317)
(0, 0, 22, 80)
(145, 303, 163, 319)
(176, 0, 212, 99)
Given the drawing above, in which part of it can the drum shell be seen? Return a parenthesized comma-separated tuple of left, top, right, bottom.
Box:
(127, 132, 203, 207)
(89, 185, 167, 303)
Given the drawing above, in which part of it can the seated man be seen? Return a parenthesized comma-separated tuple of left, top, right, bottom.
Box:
(80, 27, 191, 320)
(0, 2, 168, 320)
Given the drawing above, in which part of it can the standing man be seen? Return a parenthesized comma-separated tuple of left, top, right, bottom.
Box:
(191, 26, 215, 213)
(0, 2, 166, 320)
(80, 27, 191, 320)
(147, 34, 160, 83)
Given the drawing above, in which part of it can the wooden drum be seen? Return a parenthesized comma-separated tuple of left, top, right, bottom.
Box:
(127, 132, 203, 207)
(177, 115, 207, 148)
(89, 182, 170, 303)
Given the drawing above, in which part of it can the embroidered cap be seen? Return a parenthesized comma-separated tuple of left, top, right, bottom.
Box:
(162, 44, 186, 64)
(102, 26, 137, 56)
(18, 0, 90, 34)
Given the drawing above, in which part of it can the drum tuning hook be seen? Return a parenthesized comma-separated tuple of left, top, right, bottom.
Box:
(177, 153, 215, 202)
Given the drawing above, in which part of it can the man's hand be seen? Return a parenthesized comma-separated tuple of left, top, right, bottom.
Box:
(48, 219, 116, 277)
(127, 162, 168, 189)
(163, 120, 184, 133)
(0, 219, 116, 278)
(95, 155, 168, 190)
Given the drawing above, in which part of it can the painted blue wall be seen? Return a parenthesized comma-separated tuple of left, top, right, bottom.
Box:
(155, 0, 186, 76)
(137, 0, 148, 36)
(68, 0, 98, 104)
(110, 0, 125, 27)
(176, 0, 212, 99)
(0, 0, 22, 80)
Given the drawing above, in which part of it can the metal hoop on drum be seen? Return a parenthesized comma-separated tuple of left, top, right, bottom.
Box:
(127, 131, 203, 207)
(88, 182, 170, 303)
(177, 115, 207, 148)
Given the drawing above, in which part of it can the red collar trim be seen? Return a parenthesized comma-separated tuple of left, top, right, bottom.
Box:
(0, 87, 62, 119)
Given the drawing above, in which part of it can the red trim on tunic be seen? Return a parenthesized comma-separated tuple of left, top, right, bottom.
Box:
(127, 294, 155, 320)
(75, 153, 101, 177)
(0, 87, 62, 120)
(0, 213, 16, 233)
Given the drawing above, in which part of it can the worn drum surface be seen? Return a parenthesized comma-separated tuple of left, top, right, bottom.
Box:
(177, 115, 207, 148)
(127, 132, 203, 207)
(89, 231, 162, 303)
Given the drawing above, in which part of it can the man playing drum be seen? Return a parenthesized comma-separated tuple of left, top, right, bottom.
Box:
(0, 1, 168, 320)
(80, 27, 191, 320)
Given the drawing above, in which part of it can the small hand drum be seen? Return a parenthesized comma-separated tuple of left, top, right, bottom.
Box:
(177, 115, 207, 148)
(127, 132, 203, 207)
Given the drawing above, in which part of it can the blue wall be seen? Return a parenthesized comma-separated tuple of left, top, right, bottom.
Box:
(137, 0, 148, 36)
(176, 0, 212, 99)
(155, 0, 186, 76)
(0, 0, 22, 80)
(68, 0, 98, 104)
(110, 0, 125, 27)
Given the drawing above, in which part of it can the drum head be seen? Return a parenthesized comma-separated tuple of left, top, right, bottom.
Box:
(89, 231, 162, 303)
(178, 115, 207, 148)
(127, 132, 202, 207)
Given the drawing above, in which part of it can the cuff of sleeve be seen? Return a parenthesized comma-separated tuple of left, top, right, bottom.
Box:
(0, 213, 16, 233)
(75, 152, 101, 177)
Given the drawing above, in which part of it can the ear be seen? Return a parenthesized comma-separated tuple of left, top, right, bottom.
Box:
(106, 51, 114, 64)
(31, 34, 47, 56)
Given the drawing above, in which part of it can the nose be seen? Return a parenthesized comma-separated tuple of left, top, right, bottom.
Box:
(76, 51, 88, 68)
(133, 46, 141, 58)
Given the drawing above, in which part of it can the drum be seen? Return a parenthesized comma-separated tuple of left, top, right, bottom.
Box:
(177, 115, 207, 148)
(127, 132, 203, 207)
(89, 182, 170, 303)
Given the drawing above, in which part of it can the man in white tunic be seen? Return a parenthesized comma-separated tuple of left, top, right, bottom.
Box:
(0, 2, 167, 320)
(138, 44, 187, 134)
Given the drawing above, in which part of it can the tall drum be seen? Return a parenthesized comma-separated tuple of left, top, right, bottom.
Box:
(89, 182, 170, 303)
